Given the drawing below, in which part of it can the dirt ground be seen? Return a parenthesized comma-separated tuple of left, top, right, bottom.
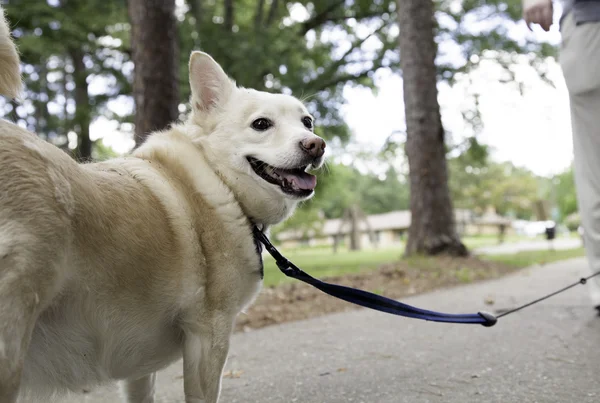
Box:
(234, 255, 518, 333)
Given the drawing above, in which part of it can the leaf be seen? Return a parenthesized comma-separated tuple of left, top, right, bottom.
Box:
(222, 370, 244, 379)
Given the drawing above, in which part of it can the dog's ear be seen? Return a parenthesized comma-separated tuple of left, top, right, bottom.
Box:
(189, 51, 234, 113)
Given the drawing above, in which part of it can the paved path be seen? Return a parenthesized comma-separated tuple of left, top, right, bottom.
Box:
(65, 258, 600, 403)
(475, 237, 582, 255)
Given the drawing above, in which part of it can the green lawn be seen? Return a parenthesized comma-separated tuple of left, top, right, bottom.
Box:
(262, 243, 586, 287)
(462, 234, 534, 249)
(263, 247, 404, 286)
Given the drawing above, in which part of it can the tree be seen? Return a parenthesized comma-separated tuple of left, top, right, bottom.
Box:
(177, 0, 403, 144)
(4, 0, 559, 214)
(70, 46, 92, 159)
(449, 156, 545, 221)
(128, 0, 179, 145)
(552, 166, 578, 221)
(398, 0, 467, 257)
(270, 161, 410, 242)
(336, 204, 375, 251)
(4, 0, 129, 160)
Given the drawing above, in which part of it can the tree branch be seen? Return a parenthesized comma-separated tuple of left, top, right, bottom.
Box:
(189, 0, 203, 47)
(301, 10, 384, 35)
(300, 0, 345, 35)
(310, 70, 371, 92)
(266, 0, 279, 27)
(307, 24, 385, 91)
(254, 0, 265, 29)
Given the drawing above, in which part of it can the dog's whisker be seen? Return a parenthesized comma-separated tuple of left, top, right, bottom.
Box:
(299, 93, 318, 103)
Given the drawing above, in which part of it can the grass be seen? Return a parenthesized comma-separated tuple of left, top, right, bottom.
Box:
(262, 242, 586, 287)
(462, 234, 532, 249)
(263, 247, 404, 287)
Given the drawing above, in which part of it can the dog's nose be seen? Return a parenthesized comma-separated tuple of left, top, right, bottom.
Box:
(299, 137, 326, 158)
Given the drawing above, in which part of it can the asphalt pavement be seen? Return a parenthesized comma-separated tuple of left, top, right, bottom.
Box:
(65, 256, 600, 403)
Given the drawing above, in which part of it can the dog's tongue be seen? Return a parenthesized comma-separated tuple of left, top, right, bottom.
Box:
(277, 169, 317, 190)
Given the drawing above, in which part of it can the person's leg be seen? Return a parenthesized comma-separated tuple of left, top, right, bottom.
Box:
(560, 12, 600, 312)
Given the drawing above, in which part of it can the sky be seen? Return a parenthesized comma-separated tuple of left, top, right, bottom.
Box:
(97, 2, 571, 178)
(340, 4, 571, 178)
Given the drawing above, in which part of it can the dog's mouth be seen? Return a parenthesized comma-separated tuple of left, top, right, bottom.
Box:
(247, 157, 316, 198)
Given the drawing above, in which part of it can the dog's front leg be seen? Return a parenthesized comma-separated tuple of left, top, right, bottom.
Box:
(0, 249, 62, 402)
(182, 312, 233, 403)
(121, 373, 156, 403)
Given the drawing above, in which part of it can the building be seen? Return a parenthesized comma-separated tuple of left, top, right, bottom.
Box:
(275, 208, 511, 249)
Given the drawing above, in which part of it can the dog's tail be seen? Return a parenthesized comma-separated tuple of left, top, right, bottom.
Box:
(0, 6, 21, 99)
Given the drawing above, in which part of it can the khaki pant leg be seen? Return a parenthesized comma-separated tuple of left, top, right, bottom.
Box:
(560, 12, 600, 306)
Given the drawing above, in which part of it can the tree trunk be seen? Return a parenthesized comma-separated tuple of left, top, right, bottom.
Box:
(61, 59, 72, 152)
(33, 64, 50, 142)
(128, 0, 180, 146)
(397, 0, 467, 257)
(9, 99, 18, 123)
(266, 0, 279, 26)
(69, 47, 92, 161)
(338, 205, 362, 251)
(189, 0, 203, 48)
(349, 206, 361, 251)
(224, 0, 234, 32)
(254, 0, 265, 29)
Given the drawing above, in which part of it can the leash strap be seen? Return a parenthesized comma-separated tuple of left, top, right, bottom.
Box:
(253, 226, 498, 327)
(496, 269, 600, 318)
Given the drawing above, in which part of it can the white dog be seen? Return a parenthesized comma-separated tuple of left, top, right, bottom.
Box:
(0, 6, 325, 403)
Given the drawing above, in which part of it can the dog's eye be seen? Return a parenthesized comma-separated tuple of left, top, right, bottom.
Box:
(302, 116, 314, 130)
(251, 118, 273, 131)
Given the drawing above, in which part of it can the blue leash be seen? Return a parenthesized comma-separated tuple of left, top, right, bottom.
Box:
(253, 226, 498, 327)
(254, 227, 600, 327)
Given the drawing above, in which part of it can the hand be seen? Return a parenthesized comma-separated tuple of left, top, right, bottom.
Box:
(523, 0, 553, 32)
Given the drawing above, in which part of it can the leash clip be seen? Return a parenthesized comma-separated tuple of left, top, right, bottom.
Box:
(477, 311, 498, 327)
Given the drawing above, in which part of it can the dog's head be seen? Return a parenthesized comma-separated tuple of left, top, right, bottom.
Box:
(186, 52, 326, 225)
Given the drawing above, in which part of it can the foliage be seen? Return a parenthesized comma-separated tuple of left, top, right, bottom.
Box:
(92, 139, 119, 161)
(176, 0, 402, 143)
(564, 213, 580, 231)
(448, 156, 544, 219)
(2, 0, 562, 233)
(436, 0, 557, 139)
(5, 0, 556, 148)
(272, 161, 410, 238)
(4, 0, 130, 158)
(552, 166, 578, 222)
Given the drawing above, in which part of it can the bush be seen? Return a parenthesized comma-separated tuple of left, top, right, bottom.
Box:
(564, 212, 581, 232)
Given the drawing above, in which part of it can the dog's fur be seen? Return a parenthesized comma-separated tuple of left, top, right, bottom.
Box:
(0, 6, 325, 403)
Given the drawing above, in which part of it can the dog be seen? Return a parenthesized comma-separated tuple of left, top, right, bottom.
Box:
(0, 6, 325, 403)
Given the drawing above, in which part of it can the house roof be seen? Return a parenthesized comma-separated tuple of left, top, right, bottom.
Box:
(277, 209, 475, 241)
